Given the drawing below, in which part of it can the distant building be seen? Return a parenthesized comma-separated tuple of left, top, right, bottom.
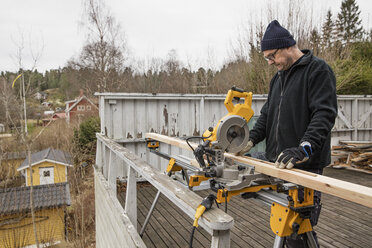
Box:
(41, 101, 52, 108)
(42, 112, 66, 126)
(34, 91, 48, 100)
(1, 149, 72, 247)
(65, 92, 98, 123)
(17, 148, 73, 186)
(0, 182, 70, 247)
(55, 107, 63, 112)
(43, 110, 54, 116)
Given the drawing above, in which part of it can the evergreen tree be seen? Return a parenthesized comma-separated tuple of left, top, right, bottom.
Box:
(335, 0, 364, 44)
(310, 28, 321, 55)
(321, 10, 335, 48)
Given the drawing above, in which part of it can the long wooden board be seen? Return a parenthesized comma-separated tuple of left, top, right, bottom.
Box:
(145, 133, 372, 208)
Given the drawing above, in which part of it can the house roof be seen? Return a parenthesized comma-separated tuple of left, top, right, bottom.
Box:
(53, 112, 66, 119)
(41, 113, 67, 123)
(2, 151, 27, 160)
(17, 148, 73, 171)
(65, 95, 98, 113)
(65, 99, 76, 104)
(0, 182, 71, 215)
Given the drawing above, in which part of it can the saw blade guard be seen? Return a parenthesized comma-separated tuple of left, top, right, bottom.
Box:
(212, 115, 250, 153)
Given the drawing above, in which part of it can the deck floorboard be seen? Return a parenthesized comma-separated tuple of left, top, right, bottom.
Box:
(117, 167, 372, 248)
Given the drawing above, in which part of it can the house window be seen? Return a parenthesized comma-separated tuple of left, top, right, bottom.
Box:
(43, 171, 50, 177)
(77, 105, 85, 111)
(87, 105, 91, 111)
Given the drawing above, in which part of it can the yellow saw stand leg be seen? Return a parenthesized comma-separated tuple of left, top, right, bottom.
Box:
(270, 187, 318, 248)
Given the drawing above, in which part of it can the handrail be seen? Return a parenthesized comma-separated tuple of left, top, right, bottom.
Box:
(95, 133, 234, 247)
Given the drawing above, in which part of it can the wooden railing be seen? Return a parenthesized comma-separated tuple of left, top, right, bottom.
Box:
(95, 133, 234, 248)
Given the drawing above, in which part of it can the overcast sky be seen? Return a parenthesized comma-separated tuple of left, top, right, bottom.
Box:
(1, 0, 371, 73)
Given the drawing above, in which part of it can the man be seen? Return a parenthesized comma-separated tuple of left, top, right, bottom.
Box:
(238, 20, 338, 247)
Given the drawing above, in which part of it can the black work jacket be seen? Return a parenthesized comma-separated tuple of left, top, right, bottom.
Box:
(250, 50, 338, 169)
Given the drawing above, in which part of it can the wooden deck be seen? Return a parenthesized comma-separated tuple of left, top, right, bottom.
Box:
(117, 167, 372, 248)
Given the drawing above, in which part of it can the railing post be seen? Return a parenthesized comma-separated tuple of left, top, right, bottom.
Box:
(117, 158, 128, 182)
(95, 139, 102, 171)
(211, 229, 231, 248)
(103, 145, 110, 179)
(353, 98, 358, 140)
(108, 151, 117, 195)
(125, 164, 137, 230)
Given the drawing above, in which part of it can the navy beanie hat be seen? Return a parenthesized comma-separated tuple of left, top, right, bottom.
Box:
(261, 20, 296, 52)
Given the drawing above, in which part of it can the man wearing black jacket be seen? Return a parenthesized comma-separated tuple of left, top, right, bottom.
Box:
(238, 20, 338, 247)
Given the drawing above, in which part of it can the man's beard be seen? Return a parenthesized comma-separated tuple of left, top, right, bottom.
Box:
(275, 57, 294, 71)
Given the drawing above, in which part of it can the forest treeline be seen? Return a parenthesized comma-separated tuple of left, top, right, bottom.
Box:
(1, 0, 372, 102)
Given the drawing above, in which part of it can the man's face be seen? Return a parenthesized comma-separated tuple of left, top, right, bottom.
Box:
(263, 48, 293, 71)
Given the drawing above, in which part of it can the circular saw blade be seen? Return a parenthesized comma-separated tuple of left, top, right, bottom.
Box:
(214, 115, 249, 153)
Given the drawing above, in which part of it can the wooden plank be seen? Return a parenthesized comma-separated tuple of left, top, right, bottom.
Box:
(339, 140, 372, 145)
(145, 133, 372, 208)
(125, 166, 138, 230)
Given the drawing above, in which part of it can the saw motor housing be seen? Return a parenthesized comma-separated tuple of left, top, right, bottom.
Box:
(191, 86, 256, 186)
(202, 87, 254, 153)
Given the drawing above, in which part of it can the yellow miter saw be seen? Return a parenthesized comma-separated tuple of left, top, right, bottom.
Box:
(186, 86, 274, 195)
(202, 86, 254, 154)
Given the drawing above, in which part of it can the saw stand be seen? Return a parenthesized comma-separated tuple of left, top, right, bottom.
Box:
(254, 186, 318, 248)
(273, 232, 317, 248)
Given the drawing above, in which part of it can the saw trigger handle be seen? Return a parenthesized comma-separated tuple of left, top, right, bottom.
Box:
(231, 85, 244, 93)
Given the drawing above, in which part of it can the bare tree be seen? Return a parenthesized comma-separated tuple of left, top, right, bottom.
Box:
(71, 0, 129, 94)
(5, 30, 44, 248)
(10, 31, 44, 135)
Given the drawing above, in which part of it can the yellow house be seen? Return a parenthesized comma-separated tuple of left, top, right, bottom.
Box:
(0, 149, 73, 247)
(0, 182, 71, 247)
(17, 148, 73, 186)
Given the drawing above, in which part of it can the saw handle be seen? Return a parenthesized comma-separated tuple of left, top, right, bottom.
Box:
(224, 88, 253, 114)
(231, 86, 244, 93)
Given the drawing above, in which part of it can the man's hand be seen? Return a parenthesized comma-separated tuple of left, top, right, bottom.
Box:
(235, 140, 254, 156)
(274, 142, 312, 169)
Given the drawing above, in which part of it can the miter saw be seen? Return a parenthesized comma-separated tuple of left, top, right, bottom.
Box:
(184, 86, 279, 199)
(146, 86, 279, 201)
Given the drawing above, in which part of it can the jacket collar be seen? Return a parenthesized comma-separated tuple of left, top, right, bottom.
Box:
(297, 49, 313, 65)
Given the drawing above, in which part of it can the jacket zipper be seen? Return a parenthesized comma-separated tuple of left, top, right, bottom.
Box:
(275, 71, 283, 156)
(275, 64, 299, 157)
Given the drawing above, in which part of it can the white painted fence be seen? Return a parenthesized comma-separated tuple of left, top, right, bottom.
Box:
(95, 93, 372, 171)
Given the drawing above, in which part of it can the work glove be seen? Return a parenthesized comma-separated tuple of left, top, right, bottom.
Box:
(235, 140, 254, 156)
(274, 142, 312, 169)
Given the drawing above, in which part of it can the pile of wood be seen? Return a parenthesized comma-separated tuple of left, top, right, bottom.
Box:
(331, 141, 372, 172)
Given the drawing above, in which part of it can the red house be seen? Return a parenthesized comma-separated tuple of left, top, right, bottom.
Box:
(42, 112, 66, 126)
(65, 92, 98, 123)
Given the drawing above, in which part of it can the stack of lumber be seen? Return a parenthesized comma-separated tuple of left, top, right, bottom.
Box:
(331, 141, 372, 172)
